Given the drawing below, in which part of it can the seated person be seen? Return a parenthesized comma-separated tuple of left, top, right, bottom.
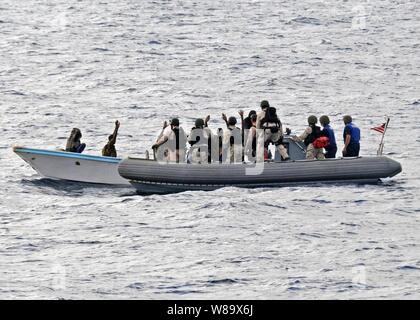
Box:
(152, 118, 187, 163)
(245, 114, 257, 159)
(188, 116, 213, 164)
(242, 110, 257, 130)
(102, 120, 120, 157)
(65, 128, 86, 153)
(221, 115, 243, 163)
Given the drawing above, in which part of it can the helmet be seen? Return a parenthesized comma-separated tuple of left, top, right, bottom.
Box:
(260, 100, 270, 110)
(195, 118, 205, 128)
(343, 115, 352, 124)
(170, 118, 180, 126)
(228, 116, 237, 126)
(319, 115, 330, 125)
(307, 115, 318, 125)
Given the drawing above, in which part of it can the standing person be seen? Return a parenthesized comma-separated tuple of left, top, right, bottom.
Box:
(342, 115, 361, 157)
(65, 128, 86, 153)
(320, 115, 337, 158)
(293, 115, 325, 160)
(256, 100, 289, 161)
(152, 118, 187, 163)
(102, 120, 120, 157)
(221, 114, 242, 163)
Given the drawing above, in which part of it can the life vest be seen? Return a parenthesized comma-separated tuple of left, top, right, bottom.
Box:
(262, 107, 281, 132)
(304, 125, 322, 146)
(313, 136, 330, 149)
(343, 123, 361, 144)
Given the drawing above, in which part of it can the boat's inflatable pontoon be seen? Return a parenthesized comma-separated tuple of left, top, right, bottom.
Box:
(118, 155, 402, 195)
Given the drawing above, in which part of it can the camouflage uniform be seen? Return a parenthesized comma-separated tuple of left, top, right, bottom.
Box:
(295, 127, 325, 160)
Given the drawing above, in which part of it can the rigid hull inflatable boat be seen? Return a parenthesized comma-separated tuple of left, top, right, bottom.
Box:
(14, 147, 130, 186)
(118, 138, 402, 194)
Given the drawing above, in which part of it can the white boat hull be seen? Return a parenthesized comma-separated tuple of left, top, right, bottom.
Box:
(14, 147, 130, 186)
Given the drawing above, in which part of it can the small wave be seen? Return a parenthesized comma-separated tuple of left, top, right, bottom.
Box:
(312, 199, 332, 204)
(298, 232, 326, 238)
(287, 286, 302, 291)
(341, 222, 360, 227)
(207, 278, 239, 285)
(289, 17, 322, 25)
(397, 265, 420, 270)
(127, 282, 143, 289)
(4, 90, 26, 96)
(92, 48, 110, 52)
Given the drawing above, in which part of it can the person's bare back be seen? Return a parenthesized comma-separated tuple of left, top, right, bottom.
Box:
(102, 120, 120, 157)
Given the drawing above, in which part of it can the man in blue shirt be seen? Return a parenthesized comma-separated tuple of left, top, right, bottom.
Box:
(342, 115, 361, 157)
(320, 115, 337, 158)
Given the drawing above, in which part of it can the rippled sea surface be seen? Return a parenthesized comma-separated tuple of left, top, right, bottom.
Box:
(1, 0, 420, 299)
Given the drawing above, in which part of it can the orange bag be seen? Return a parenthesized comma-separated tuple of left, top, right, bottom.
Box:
(313, 136, 330, 149)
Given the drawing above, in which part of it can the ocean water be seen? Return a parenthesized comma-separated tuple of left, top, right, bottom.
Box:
(1, 0, 420, 299)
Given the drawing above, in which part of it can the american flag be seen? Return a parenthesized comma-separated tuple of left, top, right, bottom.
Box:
(371, 123, 386, 134)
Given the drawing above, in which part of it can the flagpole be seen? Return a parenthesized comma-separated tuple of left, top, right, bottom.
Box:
(377, 116, 390, 156)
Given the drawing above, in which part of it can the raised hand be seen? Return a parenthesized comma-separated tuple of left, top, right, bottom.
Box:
(115, 120, 120, 128)
(222, 113, 227, 122)
(205, 115, 210, 124)
(238, 110, 244, 118)
(162, 120, 168, 129)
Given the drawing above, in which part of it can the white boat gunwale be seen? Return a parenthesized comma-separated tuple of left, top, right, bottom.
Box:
(13, 146, 122, 164)
(13, 146, 130, 186)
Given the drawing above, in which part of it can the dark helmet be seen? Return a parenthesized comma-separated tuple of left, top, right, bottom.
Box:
(170, 118, 180, 126)
(308, 115, 318, 125)
(343, 115, 352, 124)
(320, 115, 330, 125)
(248, 110, 257, 118)
(195, 118, 205, 128)
(260, 100, 270, 110)
(228, 116, 237, 126)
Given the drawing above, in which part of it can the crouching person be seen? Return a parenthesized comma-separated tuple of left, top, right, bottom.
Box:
(293, 115, 325, 160)
(152, 118, 187, 163)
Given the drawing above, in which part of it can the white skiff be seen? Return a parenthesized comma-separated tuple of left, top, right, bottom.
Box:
(13, 147, 130, 186)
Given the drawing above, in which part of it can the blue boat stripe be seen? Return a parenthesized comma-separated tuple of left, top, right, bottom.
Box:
(14, 148, 122, 164)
